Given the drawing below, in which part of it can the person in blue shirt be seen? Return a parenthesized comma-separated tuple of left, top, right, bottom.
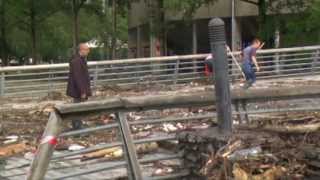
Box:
(241, 38, 263, 89)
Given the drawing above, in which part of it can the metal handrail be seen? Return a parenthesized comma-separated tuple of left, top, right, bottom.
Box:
(0, 45, 319, 72)
(22, 85, 320, 180)
(1, 45, 320, 97)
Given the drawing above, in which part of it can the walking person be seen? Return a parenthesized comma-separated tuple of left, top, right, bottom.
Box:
(241, 39, 263, 89)
(66, 43, 92, 129)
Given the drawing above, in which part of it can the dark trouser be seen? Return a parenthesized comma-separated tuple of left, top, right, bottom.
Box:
(71, 98, 86, 129)
(242, 60, 256, 86)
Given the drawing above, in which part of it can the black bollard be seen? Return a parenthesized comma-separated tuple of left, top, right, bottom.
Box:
(208, 18, 232, 133)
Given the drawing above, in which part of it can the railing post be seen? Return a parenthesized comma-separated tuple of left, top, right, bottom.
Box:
(209, 18, 232, 133)
(312, 49, 320, 74)
(0, 72, 5, 96)
(48, 69, 54, 96)
(27, 111, 62, 180)
(93, 65, 99, 89)
(173, 60, 180, 84)
(274, 53, 281, 75)
(117, 112, 142, 180)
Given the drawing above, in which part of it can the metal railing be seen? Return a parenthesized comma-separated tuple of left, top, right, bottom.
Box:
(0, 45, 320, 97)
(15, 84, 320, 180)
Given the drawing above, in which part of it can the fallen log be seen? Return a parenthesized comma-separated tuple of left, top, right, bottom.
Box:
(81, 142, 158, 161)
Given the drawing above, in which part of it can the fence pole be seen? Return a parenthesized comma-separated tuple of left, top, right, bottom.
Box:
(274, 53, 281, 75)
(117, 112, 142, 180)
(312, 49, 320, 74)
(0, 72, 5, 96)
(93, 65, 99, 89)
(209, 18, 233, 133)
(173, 60, 180, 85)
(27, 111, 62, 180)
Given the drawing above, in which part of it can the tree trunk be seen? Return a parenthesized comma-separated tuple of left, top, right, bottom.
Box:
(149, 0, 164, 57)
(0, 0, 8, 66)
(30, 0, 37, 64)
(111, 0, 117, 59)
(72, 0, 80, 54)
(258, 0, 267, 30)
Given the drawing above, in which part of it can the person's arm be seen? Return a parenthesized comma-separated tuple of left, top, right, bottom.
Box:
(258, 42, 265, 50)
(252, 56, 260, 72)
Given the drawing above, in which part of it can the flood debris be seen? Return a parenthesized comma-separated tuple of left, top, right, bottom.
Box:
(81, 142, 159, 161)
(178, 123, 320, 180)
(0, 142, 29, 157)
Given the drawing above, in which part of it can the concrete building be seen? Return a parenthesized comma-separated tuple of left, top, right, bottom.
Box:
(128, 0, 259, 58)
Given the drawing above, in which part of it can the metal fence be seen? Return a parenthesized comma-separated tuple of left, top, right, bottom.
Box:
(21, 85, 320, 180)
(0, 45, 320, 97)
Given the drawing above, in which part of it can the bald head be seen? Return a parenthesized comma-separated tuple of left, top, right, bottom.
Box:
(78, 43, 90, 57)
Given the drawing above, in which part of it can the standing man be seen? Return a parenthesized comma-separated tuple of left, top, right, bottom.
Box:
(66, 43, 92, 129)
(241, 39, 263, 89)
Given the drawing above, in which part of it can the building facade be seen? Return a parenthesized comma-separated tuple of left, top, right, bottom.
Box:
(128, 0, 259, 58)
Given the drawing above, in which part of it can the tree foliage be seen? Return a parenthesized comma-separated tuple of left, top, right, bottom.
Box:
(0, 0, 129, 65)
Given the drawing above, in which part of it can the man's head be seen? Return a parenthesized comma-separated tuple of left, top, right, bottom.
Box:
(78, 43, 90, 57)
(251, 38, 261, 49)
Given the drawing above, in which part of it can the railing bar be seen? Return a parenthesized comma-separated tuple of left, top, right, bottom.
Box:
(5, 82, 67, 90)
(49, 161, 127, 180)
(59, 123, 119, 137)
(144, 170, 189, 180)
(129, 113, 215, 126)
(97, 66, 204, 77)
(6, 77, 68, 84)
(134, 135, 176, 144)
(4, 70, 69, 77)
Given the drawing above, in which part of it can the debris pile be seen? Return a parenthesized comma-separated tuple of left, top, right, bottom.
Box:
(178, 122, 320, 179)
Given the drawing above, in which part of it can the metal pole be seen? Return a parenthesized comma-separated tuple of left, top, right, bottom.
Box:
(93, 65, 99, 89)
(208, 18, 233, 133)
(0, 72, 5, 96)
(274, 28, 281, 74)
(27, 111, 62, 180)
(173, 59, 180, 84)
(117, 112, 142, 180)
(192, 21, 198, 73)
(231, 0, 236, 51)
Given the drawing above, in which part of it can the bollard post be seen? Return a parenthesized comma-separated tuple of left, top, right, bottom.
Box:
(27, 111, 62, 180)
(0, 72, 5, 96)
(208, 18, 233, 133)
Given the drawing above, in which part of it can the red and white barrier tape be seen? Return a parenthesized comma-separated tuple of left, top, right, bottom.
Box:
(40, 135, 58, 146)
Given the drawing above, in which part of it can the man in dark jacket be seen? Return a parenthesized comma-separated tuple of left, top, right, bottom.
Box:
(66, 43, 92, 129)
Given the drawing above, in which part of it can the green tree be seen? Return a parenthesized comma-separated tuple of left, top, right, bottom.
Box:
(284, 0, 320, 46)
(9, 0, 60, 64)
(0, 0, 9, 66)
(240, 0, 311, 47)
